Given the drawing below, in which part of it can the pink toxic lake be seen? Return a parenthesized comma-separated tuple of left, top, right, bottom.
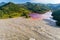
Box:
(29, 11, 52, 20)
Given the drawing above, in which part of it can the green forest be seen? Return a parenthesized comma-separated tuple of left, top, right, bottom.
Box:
(0, 2, 49, 19)
(52, 9, 60, 26)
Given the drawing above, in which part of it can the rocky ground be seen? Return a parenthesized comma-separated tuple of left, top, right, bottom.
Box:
(0, 17, 60, 40)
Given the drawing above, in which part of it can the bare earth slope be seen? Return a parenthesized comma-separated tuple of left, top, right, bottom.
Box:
(0, 17, 60, 40)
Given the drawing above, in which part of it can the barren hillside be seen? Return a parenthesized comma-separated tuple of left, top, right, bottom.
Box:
(0, 17, 60, 40)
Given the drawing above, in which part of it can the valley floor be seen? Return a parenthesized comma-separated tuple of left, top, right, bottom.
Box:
(0, 17, 60, 40)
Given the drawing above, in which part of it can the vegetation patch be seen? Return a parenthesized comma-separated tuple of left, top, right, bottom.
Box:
(52, 9, 60, 26)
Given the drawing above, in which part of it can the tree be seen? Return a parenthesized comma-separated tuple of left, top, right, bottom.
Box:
(52, 9, 60, 26)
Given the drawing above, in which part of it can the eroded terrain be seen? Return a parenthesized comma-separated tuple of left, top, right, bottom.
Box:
(0, 17, 60, 40)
